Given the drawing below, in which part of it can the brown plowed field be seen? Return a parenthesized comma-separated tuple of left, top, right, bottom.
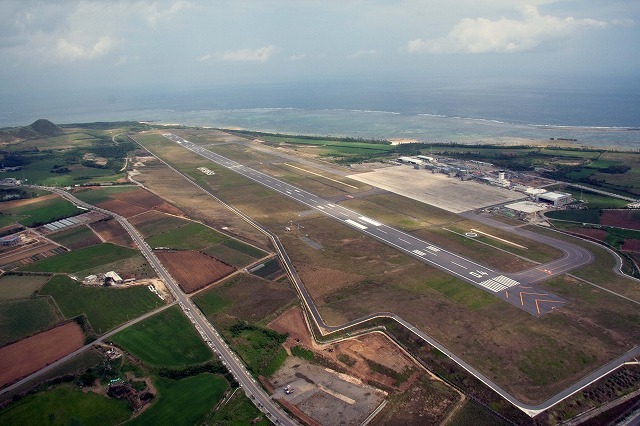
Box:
(570, 227, 609, 241)
(96, 199, 148, 217)
(0, 322, 84, 387)
(111, 188, 163, 209)
(600, 210, 640, 230)
(622, 239, 640, 252)
(90, 219, 128, 240)
(154, 201, 184, 216)
(154, 250, 235, 293)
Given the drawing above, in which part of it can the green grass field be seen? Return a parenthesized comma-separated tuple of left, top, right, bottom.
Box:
(546, 209, 601, 224)
(20, 243, 138, 273)
(39, 275, 162, 334)
(0, 274, 51, 300)
(127, 373, 227, 426)
(72, 186, 138, 205)
(135, 216, 190, 238)
(0, 385, 131, 426)
(145, 222, 227, 250)
(206, 390, 269, 426)
(111, 306, 212, 368)
(2, 196, 83, 227)
(0, 297, 61, 346)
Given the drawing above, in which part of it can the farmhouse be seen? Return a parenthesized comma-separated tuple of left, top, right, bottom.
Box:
(104, 271, 123, 285)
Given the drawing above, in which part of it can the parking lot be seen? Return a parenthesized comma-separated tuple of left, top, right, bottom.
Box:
(348, 165, 524, 213)
(270, 357, 386, 426)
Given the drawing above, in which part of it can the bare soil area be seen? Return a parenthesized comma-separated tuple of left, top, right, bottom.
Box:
(89, 219, 132, 247)
(600, 210, 640, 230)
(96, 199, 148, 218)
(154, 250, 235, 293)
(0, 194, 58, 212)
(0, 322, 84, 387)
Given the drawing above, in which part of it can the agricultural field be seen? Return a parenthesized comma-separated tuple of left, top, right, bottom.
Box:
(0, 274, 51, 300)
(0, 385, 131, 425)
(110, 306, 213, 368)
(206, 390, 270, 426)
(0, 121, 143, 187)
(194, 273, 295, 376)
(48, 225, 102, 250)
(145, 222, 227, 250)
(129, 211, 188, 237)
(0, 322, 85, 387)
(19, 243, 138, 273)
(0, 297, 60, 346)
(0, 194, 83, 227)
(154, 250, 235, 293)
(39, 275, 163, 334)
(127, 374, 228, 426)
(89, 218, 134, 247)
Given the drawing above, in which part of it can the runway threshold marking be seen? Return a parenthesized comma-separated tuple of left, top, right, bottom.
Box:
(283, 163, 358, 189)
(358, 216, 382, 226)
(345, 219, 367, 230)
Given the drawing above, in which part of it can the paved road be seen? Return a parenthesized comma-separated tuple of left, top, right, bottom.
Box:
(44, 187, 298, 426)
(164, 133, 577, 315)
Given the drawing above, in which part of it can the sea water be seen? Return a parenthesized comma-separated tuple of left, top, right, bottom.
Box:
(1, 76, 638, 149)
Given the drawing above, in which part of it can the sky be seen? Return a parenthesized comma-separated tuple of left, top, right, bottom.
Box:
(0, 0, 638, 94)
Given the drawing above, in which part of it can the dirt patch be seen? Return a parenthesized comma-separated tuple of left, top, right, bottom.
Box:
(600, 210, 640, 230)
(154, 250, 235, 293)
(0, 322, 84, 387)
(96, 199, 148, 218)
(65, 234, 102, 250)
(0, 194, 58, 212)
(296, 266, 364, 299)
(270, 307, 419, 391)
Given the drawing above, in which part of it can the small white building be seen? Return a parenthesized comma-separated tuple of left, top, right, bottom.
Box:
(104, 271, 123, 285)
(505, 201, 548, 221)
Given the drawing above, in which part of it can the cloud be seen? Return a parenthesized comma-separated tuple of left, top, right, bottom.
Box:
(407, 5, 609, 54)
(288, 54, 306, 61)
(221, 46, 275, 62)
(347, 49, 379, 59)
(196, 53, 211, 62)
(143, 0, 191, 28)
(56, 35, 116, 60)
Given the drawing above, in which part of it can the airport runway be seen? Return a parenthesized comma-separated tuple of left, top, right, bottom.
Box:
(164, 133, 570, 315)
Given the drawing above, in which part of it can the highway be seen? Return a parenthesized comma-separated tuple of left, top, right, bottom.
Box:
(45, 187, 299, 426)
(163, 133, 575, 315)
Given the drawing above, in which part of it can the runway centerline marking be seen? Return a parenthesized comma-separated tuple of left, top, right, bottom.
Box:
(450, 261, 467, 269)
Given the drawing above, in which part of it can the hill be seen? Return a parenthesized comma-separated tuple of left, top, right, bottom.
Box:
(0, 119, 63, 142)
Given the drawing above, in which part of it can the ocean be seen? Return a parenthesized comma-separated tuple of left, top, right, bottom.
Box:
(1, 76, 639, 149)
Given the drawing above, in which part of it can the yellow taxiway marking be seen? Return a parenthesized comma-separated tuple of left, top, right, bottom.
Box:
(283, 163, 358, 189)
(470, 229, 528, 249)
